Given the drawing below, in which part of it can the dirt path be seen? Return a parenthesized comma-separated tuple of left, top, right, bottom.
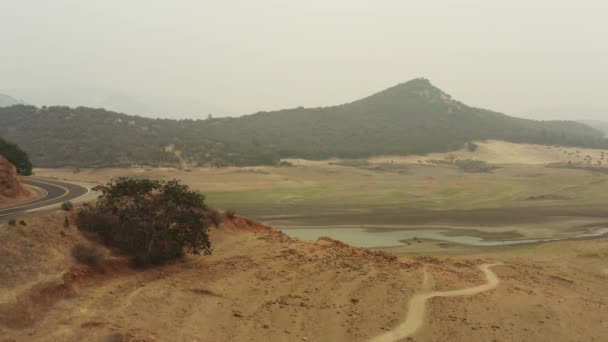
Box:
(370, 263, 502, 342)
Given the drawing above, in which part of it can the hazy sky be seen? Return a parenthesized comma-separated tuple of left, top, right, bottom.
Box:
(1, 0, 607, 120)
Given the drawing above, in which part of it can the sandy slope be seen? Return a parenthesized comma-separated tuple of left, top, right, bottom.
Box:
(369, 140, 608, 165)
(0, 214, 422, 341)
(371, 263, 502, 342)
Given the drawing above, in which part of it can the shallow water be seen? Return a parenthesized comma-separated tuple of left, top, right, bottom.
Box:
(278, 227, 608, 248)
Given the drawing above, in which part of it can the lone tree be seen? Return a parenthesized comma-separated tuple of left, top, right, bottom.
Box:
(78, 178, 211, 265)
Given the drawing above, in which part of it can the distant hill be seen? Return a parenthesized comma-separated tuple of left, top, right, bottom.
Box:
(0, 94, 25, 108)
(0, 79, 606, 168)
(580, 120, 608, 136)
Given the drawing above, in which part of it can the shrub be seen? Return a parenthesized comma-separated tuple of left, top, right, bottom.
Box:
(71, 244, 104, 267)
(208, 210, 222, 227)
(77, 178, 211, 265)
(226, 210, 237, 219)
(8, 218, 16, 226)
(61, 201, 74, 211)
(277, 160, 294, 167)
(454, 159, 497, 173)
(63, 216, 70, 228)
(467, 142, 479, 152)
(18, 220, 27, 226)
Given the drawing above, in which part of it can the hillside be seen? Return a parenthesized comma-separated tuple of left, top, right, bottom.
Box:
(198, 79, 606, 159)
(0, 155, 30, 205)
(0, 79, 606, 168)
(581, 120, 608, 136)
(1, 210, 607, 341)
(0, 137, 32, 175)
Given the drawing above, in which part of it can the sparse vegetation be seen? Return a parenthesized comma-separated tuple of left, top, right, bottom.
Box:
(8, 218, 16, 226)
(330, 159, 410, 173)
(546, 162, 608, 174)
(454, 160, 497, 173)
(277, 160, 294, 167)
(208, 210, 223, 227)
(61, 201, 74, 211)
(365, 163, 410, 174)
(226, 210, 237, 219)
(427, 159, 453, 165)
(71, 243, 105, 267)
(77, 178, 211, 265)
(18, 220, 26, 226)
(329, 159, 372, 168)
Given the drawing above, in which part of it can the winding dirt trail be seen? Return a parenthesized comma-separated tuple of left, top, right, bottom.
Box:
(370, 263, 502, 342)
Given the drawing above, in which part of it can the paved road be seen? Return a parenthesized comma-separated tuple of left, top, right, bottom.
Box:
(0, 177, 90, 218)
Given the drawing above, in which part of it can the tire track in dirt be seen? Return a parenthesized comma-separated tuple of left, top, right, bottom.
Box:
(370, 263, 502, 342)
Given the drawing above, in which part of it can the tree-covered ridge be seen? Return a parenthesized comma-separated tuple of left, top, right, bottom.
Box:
(0, 136, 32, 175)
(0, 105, 278, 167)
(0, 79, 606, 168)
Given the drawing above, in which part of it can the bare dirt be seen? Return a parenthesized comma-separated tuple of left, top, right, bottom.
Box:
(1, 211, 607, 341)
(368, 140, 608, 166)
(371, 263, 502, 342)
(0, 155, 33, 206)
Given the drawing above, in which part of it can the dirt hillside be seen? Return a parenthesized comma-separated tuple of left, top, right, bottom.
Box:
(0, 154, 30, 205)
(0, 211, 607, 341)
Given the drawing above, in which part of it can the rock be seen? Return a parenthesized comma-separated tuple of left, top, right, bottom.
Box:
(232, 309, 243, 317)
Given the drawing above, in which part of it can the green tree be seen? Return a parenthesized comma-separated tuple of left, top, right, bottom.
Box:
(78, 178, 211, 265)
(0, 137, 32, 175)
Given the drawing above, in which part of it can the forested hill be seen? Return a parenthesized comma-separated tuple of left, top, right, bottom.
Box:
(0, 79, 606, 168)
(581, 120, 608, 136)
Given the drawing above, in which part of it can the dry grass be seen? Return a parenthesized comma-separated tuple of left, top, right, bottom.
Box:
(0, 212, 89, 290)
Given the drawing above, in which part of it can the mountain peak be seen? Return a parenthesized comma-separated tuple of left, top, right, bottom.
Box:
(394, 78, 442, 94)
(362, 78, 459, 108)
(401, 77, 433, 87)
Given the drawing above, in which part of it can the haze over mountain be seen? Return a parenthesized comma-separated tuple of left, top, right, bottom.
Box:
(0, 94, 25, 108)
(0, 79, 605, 168)
(1, 1, 607, 120)
(581, 120, 608, 136)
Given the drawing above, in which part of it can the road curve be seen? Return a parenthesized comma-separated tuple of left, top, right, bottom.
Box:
(370, 263, 503, 342)
(0, 177, 90, 218)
